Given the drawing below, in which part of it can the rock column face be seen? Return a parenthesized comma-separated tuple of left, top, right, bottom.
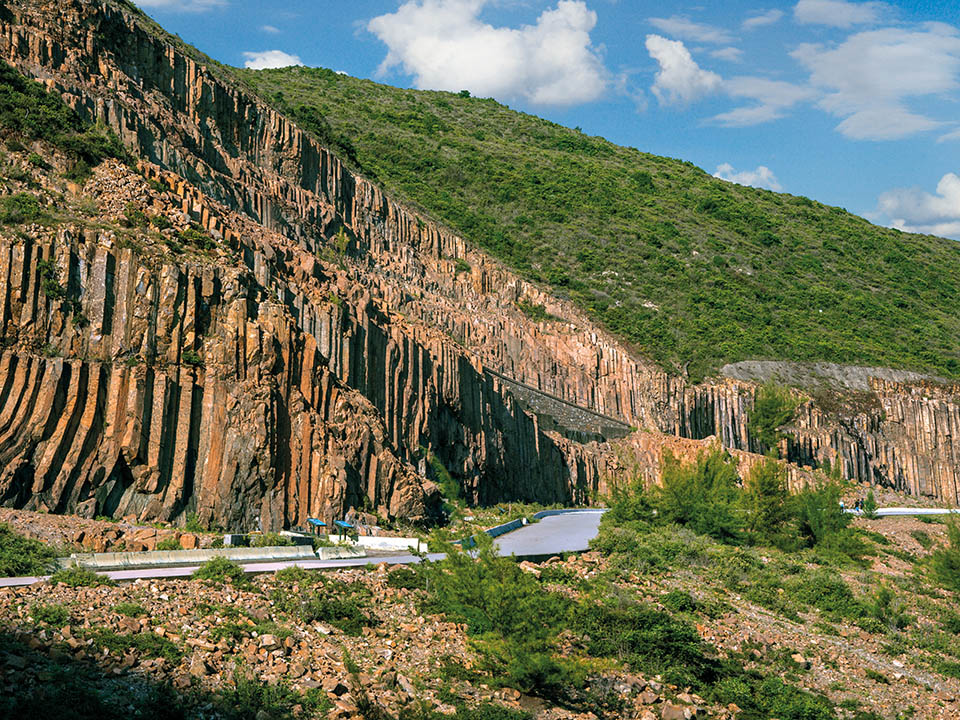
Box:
(0, 0, 958, 523)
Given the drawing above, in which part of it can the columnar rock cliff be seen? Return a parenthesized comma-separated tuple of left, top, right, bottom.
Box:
(0, 0, 957, 529)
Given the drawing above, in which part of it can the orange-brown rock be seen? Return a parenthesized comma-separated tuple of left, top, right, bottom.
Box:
(0, 0, 956, 533)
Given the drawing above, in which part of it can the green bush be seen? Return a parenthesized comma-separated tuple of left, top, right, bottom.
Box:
(49, 565, 116, 587)
(155, 536, 181, 551)
(215, 668, 331, 720)
(0, 192, 41, 224)
(181, 349, 203, 367)
(31, 603, 70, 626)
(85, 629, 182, 664)
(740, 458, 790, 545)
(930, 521, 960, 593)
(113, 602, 147, 617)
(747, 384, 800, 455)
(0, 62, 127, 175)
(271, 576, 377, 636)
(250, 532, 295, 548)
(421, 534, 576, 696)
(576, 599, 718, 688)
(0, 523, 59, 576)
(649, 446, 743, 544)
(386, 566, 426, 590)
(192, 556, 248, 586)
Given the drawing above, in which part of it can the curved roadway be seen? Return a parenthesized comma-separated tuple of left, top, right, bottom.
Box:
(0, 510, 607, 588)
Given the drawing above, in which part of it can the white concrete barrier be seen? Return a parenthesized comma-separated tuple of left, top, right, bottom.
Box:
(316, 535, 425, 553)
(58, 544, 364, 571)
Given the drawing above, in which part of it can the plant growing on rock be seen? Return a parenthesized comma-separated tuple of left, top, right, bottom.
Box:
(0, 523, 59, 577)
(747, 383, 801, 456)
(192, 556, 249, 587)
(49, 565, 116, 588)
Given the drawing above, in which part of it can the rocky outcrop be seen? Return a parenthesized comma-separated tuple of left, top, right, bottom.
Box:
(0, 0, 957, 527)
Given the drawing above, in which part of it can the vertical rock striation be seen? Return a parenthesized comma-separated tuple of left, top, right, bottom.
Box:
(0, 0, 956, 527)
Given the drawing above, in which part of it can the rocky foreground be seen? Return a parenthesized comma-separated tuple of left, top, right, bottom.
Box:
(2, 507, 959, 720)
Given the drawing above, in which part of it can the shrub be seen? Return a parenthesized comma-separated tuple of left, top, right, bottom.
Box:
(31, 603, 70, 627)
(85, 629, 182, 664)
(154, 536, 181, 551)
(271, 576, 376, 636)
(930, 520, 960, 593)
(49, 565, 116, 587)
(454, 258, 471, 273)
(216, 668, 331, 720)
(113, 602, 147, 617)
(386, 566, 426, 590)
(747, 383, 800, 455)
(740, 458, 790, 545)
(250, 532, 294, 548)
(178, 226, 215, 251)
(181, 349, 203, 367)
(192, 556, 248, 587)
(0, 192, 41, 224)
(649, 446, 743, 544)
(184, 513, 206, 533)
(421, 534, 576, 696)
(0, 523, 59, 576)
(575, 599, 719, 688)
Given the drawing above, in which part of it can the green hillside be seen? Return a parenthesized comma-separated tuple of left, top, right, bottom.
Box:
(238, 68, 955, 380)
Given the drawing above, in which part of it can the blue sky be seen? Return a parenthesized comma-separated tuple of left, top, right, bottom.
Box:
(135, 0, 960, 240)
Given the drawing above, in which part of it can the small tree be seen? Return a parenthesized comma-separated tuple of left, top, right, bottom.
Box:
(740, 458, 789, 545)
(862, 489, 878, 519)
(747, 383, 800, 456)
(651, 446, 743, 544)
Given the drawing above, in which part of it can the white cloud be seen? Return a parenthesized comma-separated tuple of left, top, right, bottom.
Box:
(645, 35, 722, 106)
(939, 128, 960, 143)
(743, 9, 784, 30)
(261, 25, 280, 34)
(793, 0, 888, 28)
(648, 16, 734, 44)
(242, 50, 303, 70)
(792, 26, 960, 140)
(367, 0, 607, 106)
(710, 47, 744, 62)
(714, 163, 783, 191)
(712, 76, 815, 126)
(134, 0, 225, 10)
(876, 173, 960, 239)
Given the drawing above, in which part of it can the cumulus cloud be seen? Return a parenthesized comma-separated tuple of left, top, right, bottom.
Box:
(710, 47, 744, 62)
(792, 25, 960, 140)
(645, 35, 722, 106)
(367, 0, 607, 106)
(876, 173, 960, 239)
(242, 50, 303, 70)
(714, 163, 783, 191)
(712, 76, 816, 126)
(648, 16, 734, 44)
(743, 9, 784, 30)
(793, 0, 888, 28)
(134, 0, 225, 10)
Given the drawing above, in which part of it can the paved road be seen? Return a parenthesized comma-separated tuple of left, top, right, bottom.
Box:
(0, 510, 608, 588)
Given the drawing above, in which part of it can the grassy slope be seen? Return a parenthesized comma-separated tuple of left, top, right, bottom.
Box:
(234, 66, 960, 382)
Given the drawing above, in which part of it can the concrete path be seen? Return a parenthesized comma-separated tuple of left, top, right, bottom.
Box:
(0, 510, 608, 588)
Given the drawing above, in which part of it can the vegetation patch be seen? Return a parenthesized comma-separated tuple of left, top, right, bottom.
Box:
(239, 65, 960, 381)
